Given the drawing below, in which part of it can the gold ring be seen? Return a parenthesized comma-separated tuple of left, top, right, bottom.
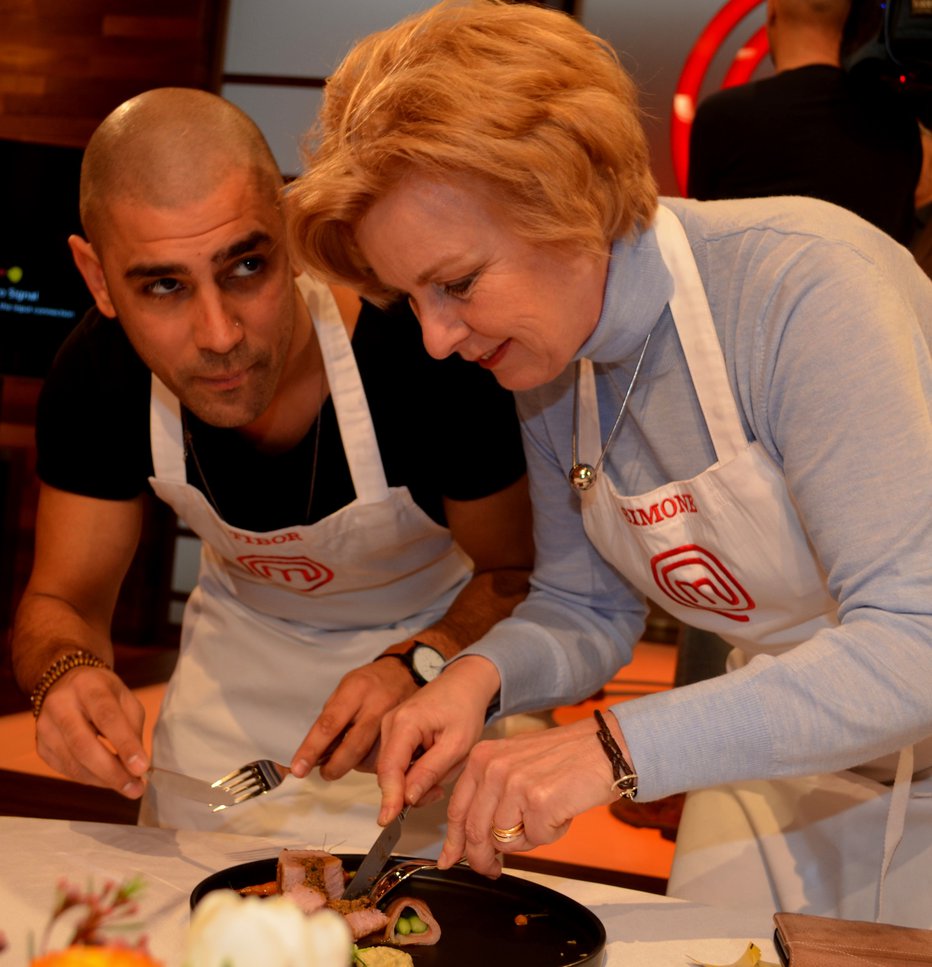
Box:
(491, 821, 525, 843)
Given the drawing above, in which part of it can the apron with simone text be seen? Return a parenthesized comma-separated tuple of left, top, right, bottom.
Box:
(576, 205, 932, 926)
(138, 276, 470, 850)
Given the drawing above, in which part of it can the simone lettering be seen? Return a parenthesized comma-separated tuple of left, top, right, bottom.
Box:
(621, 493, 697, 527)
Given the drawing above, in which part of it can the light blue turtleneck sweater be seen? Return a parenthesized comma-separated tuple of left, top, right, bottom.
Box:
(464, 195, 932, 801)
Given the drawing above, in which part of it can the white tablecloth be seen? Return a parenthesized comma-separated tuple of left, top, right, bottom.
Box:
(0, 816, 779, 966)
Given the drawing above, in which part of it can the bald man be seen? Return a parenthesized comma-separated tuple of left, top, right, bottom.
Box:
(11, 88, 533, 840)
(687, 0, 922, 246)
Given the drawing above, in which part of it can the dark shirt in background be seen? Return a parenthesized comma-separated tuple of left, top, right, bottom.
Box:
(688, 65, 921, 245)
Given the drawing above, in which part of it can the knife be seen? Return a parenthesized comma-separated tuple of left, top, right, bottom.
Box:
(148, 767, 239, 810)
(342, 803, 410, 900)
(341, 743, 429, 900)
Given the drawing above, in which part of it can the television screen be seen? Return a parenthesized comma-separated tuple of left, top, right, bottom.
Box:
(0, 138, 92, 378)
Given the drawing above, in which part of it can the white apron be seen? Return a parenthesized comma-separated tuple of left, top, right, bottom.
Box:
(138, 276, 470, 852)
(577, 205, 932, 925)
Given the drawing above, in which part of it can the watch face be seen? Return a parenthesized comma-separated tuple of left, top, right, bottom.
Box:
(411, 644, 445, 683)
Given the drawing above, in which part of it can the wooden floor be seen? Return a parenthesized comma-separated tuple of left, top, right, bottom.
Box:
(0, 639, 678, 894)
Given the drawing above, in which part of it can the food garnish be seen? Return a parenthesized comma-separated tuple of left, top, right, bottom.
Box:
(378, 897, 440, 946)
(26, 876, 162, 966)
(352, 946, 413, 966)
(393, 912, 428, 937)
(687, 942, 779, 967)
(31, 949, 161, 966)
(514, 912, 549, 926)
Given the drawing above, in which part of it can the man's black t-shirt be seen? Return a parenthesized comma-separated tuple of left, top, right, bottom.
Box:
(36, 296, 526, 532)
(687, 66, 922, 245)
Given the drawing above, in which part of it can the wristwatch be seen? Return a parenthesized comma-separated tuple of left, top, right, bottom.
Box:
(374, 641, 446, 687)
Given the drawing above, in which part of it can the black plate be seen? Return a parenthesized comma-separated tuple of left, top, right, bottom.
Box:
(191, 853, 606, 966)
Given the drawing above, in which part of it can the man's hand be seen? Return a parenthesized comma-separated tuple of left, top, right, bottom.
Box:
(289, 657, 420, 780)
(35, 665, 149, 796)
(12, 486, 148, 796)
(292, 477, 532, 791)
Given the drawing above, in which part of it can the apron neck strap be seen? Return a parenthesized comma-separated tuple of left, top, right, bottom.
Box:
(654, 205, 748, 462)
(150, 375, 186, 482)
(877, 744, 915, 922)
(299, 276, 389, 502)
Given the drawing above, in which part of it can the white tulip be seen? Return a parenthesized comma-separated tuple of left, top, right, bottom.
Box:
(184, 891, 353, 967)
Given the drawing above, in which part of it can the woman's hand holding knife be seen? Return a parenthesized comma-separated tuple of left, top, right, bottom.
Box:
(375, 654, 502, 823)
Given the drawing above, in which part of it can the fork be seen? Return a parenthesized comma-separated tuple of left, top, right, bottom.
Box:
(209, 758, 290, 810)
(367, 858, 470, 904)
(208, 730, 349, 810)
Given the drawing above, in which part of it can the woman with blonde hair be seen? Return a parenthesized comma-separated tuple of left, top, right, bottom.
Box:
(289, 0, 932, 928)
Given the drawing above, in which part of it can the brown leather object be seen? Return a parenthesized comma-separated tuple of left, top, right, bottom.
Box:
(609, 792, 685, 842)
(773, 912, 932, 966)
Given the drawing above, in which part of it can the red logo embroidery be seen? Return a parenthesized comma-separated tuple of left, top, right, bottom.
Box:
(237, 555, 334, 592)
(650, 544, 755, 622)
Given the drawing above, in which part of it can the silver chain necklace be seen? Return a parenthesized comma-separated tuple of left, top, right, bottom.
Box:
(568, 330, 652, 492)
(182, 385, 324, 524)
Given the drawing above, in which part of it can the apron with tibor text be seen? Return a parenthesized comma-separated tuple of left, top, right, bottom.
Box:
(576, 205, 932, 925)
(138, 276, 470, 848)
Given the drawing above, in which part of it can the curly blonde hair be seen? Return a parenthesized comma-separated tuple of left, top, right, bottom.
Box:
(288, 0, 657, 303)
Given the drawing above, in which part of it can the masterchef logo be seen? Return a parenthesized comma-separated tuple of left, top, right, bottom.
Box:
(620, 492, 697, 527)
(236, 554, 334, 592)
(650, 544, 755, 622)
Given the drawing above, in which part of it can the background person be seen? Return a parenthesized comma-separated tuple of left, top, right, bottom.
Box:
(688, 0, 923, 246)
(11, 87, 534, 842)
(288, 0, 932, 925)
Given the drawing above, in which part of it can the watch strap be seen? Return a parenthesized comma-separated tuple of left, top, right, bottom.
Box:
(373, 640, 430, 686)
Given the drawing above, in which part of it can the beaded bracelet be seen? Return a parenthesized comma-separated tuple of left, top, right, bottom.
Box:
(30, 650, 111, 719)
(594, 708, 638, 800)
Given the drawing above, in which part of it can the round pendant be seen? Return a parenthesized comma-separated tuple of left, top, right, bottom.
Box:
(568, 463, 596, 491)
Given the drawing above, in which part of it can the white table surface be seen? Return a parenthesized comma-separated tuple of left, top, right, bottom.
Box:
(0, 816, 779, 966)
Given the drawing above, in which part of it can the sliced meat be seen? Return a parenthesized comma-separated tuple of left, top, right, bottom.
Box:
(285, 882, 329, 915)
(276, 849, 345, 899)
(331, 902, 390, 940)
(272, 849, 418, 944)
(379, 896, 441, 946)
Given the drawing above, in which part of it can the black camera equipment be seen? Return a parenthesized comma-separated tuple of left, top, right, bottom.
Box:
(844, 0, 932, 120)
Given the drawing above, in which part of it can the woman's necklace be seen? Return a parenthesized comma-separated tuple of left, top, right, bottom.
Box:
(568, 330, 652, 492)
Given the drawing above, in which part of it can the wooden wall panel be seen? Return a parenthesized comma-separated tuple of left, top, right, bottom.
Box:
(0, 0, 229, 148)
(0, 0, 229, 647)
